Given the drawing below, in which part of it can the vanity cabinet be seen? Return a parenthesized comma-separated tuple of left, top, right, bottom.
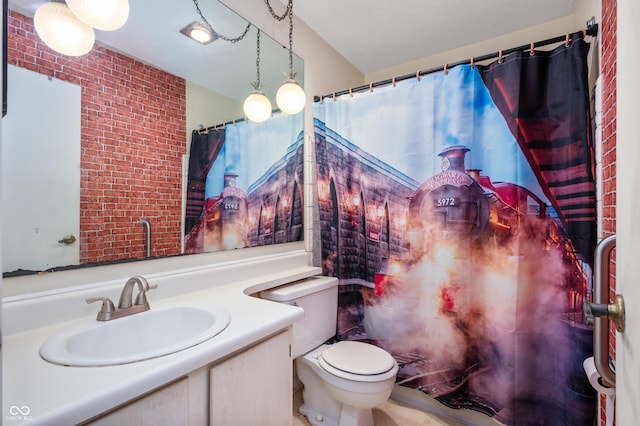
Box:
(83, 329, 292, 426)
(85, 377, 191, 425)
(209, 329, 292, 425)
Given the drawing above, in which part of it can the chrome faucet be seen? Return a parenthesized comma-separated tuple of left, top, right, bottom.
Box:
(86, 275, 157, 321)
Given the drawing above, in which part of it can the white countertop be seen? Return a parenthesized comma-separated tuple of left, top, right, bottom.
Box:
(3, 264, 318, 425)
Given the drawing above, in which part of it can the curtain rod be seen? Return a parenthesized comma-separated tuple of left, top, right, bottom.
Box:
(195, 117, 246, 134)
(313, 20, 598, 103)
(195, 106, 285, 134)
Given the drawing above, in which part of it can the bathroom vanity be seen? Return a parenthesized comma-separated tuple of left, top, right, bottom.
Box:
(3, 248, 316, 425)
(85, 330, 291, 425)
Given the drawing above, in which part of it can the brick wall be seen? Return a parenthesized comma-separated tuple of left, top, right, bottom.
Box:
(314, 121, 417, 281)
(600, 0, 617, 424)
(246, 140, 305, 247)
(7, 11, 186, 264)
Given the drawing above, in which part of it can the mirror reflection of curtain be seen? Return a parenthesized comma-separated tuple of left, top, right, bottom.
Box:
(314, 37, 596, 425)
(184, 112, 304, 254)
(274, 195, 283, 243)
(185, 129, 225, 236)
(289, 180, 303, 241)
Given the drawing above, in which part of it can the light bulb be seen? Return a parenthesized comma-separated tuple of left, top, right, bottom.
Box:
(276, 79, 306, 115)
(243, 92, 272, 123)
(34, 2, 95, 57)
(180, 22, 216, 45)
(190, 27, 212, 44)
(66, 0, 130, 31)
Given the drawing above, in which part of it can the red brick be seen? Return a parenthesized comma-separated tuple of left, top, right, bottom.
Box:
(8, 11, 186, 263)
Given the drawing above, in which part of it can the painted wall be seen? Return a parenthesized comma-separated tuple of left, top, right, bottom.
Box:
(186, 81, 242, 135)
(7, 11, 186, 265)
(366, 16, 574, 83)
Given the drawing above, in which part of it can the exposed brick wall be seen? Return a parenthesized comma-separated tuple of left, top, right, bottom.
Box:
(7, 11, 186, 264)
(314, 121, 417, 282)
(246, 140, 305, 247)
(600, 0, 617, 424)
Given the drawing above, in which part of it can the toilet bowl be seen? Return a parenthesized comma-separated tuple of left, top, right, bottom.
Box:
(260, 277, 398, 426)
(297, 341, 398, 426)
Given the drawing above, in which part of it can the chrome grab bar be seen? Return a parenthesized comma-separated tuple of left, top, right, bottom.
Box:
(140, 217, 151, 258)
(583, 234, 624, 387)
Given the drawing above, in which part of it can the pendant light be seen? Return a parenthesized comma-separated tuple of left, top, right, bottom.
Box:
(243, 29, 272, 123)
(272, 0, 305, 115)
(34, 1, 95, 57)
(66, 0, 130, 31)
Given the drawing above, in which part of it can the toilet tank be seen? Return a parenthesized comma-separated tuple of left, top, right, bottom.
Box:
(261, 276, 338, 358)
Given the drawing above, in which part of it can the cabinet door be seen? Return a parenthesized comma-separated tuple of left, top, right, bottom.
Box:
(85, 377, 190, 426)
(209, 330, 292, 426)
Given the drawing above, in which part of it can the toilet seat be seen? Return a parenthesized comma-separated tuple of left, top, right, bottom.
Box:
(317, 341, 396, 381)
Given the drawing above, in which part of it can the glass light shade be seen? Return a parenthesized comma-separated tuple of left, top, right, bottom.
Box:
(243, 92, 272, 123)
(190, 26, 212, 44)
(34, 2, 95, 57)
(276, 79, 306, 115)
(66, 0, 130, 31)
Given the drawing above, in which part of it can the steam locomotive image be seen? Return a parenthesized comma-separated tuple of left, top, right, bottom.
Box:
(366, 145, 593, 420)
(406, 145, 561, 260)
(376, 145, 588, 319)
(185, 172, 248, 253)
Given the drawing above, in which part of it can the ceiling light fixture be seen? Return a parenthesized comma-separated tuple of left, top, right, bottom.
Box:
(65, 0, 130, 31)
(180, 22, 217, 45)
(33, 1, 95, 57)
(265, 0, 306, 115)
(243, 29, 272, 123)
(190, 0, 250, 44)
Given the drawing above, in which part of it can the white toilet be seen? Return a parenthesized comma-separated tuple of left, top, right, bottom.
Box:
(261, 276, 398, 426)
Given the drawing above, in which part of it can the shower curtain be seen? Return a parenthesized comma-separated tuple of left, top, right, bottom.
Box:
(313, 37, 596, 425)
(185, 112, 304, 253)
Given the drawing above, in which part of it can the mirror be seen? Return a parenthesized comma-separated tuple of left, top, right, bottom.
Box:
(3, 0, 304, 276)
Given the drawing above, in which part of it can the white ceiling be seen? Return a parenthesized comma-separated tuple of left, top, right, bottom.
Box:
(9, 0, 577, 101)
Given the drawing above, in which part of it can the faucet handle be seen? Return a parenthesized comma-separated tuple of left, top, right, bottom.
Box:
(86, 297, 116, 321)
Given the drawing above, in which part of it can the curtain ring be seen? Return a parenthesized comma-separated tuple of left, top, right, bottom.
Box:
(349, 87, 353, 98)
(565, 33, 570, 47)
(529, 42, 535, 56)
(470, 57, 474, 68)
(444, 63, 448, 74)
(416, 70, 421, 81)
(498, 50, 503, 63)
(392, 76, 396, 87)
(369, 82, 373, 92)
(332, 92, 336, 101)
(320, 95, 324, 104)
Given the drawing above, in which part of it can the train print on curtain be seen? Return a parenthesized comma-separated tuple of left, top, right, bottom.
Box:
(313, 37, 596, 425)
(184, 112, 304, 253)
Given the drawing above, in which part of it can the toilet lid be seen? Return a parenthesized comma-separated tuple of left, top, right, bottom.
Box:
(320, 341, 395, 375)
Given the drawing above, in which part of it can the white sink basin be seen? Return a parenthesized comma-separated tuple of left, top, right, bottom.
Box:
(40, 304, 230, 366)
